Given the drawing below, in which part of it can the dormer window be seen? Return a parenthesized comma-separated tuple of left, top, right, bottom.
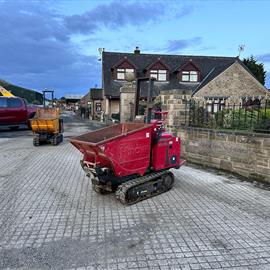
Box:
(112, 57, 137, 81)
(145, 58, 170, 81)
(116, 68, 134, 80)
(150, 69, 167, 81)
(178, 60, 201, 83)
(181, 71, 198, 82)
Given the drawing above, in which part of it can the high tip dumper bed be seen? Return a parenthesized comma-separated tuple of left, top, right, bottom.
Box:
(69, 121, 185, 205)
(31, 107, 63, 146)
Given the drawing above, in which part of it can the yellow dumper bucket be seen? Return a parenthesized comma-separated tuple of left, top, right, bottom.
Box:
(31, 108, 61, 134)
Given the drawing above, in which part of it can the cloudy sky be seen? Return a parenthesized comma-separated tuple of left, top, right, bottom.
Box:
(0, 0, 269, 97)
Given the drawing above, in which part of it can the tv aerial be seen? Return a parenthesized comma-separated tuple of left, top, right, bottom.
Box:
(238, 44, 245, 57)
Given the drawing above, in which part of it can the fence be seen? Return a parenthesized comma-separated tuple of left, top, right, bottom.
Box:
(183, 99, 270, 133)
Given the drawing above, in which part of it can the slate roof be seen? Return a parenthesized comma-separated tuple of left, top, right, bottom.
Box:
(80, 92, 90, 105)
(90, 88, 103, 100)
(102, 51, 237, 98)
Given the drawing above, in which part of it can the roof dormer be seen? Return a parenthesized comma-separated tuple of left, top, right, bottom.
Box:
(111, 57, 137, 80)
(145, 58, 170, 81)
(177, 59, 201, 82)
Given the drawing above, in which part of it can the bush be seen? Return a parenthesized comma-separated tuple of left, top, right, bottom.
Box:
(253, 109, 270, 132)
(188, 102, 270, 133)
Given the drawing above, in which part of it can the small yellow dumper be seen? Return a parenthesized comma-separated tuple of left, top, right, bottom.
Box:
(31, 108, 63, 146)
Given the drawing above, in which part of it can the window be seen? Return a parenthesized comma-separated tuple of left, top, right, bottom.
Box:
(242, 98, 261, 108)
(8, 98, 22, 108)
(116, 68, 134, 80)
(95, 102, 101, 112)
(150, 69, 167, 81)
(0, 98, 7, 108)
(206, 99, 226, 113)
(181, 71, 198, 82)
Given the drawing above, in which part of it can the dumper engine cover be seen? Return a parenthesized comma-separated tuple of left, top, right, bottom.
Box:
(151, 133, 181, 171)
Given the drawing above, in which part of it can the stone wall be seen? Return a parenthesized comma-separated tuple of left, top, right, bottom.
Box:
(104, 98, 119, 116)
(111, 100, 120, 114)
(160, 90, 191, 131)
(178, 127, 270, 183)
(120, 82, 135, 122)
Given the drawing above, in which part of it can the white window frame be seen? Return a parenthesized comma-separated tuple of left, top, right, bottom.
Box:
(206, 98, 226, 113)
(150, 69, 167, 81)
(116, 68, 134, 80)
(181, 70, 198, 82)
(95, 102, 102, 112)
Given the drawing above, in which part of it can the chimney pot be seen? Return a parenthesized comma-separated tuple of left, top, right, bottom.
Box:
(134, 46, 140, 54)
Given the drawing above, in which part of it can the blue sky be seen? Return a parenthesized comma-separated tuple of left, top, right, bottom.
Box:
(0, 0, 269, 97)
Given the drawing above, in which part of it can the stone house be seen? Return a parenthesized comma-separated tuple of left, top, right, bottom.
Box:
(102, 48, 269, 117)
(80, 88, 103, 119)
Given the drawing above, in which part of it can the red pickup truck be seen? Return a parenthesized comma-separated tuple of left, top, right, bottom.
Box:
(0, 96, 37, 130)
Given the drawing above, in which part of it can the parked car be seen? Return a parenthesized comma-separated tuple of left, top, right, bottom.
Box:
(0, 96, 37, 130)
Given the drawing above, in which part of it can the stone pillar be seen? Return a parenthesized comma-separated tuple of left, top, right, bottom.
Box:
(120, 82, 136, 123)
(105, 98, 110, 116)
(160, 90, 191, 132)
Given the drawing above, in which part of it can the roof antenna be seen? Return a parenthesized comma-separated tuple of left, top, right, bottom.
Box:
(238, 44, 245, 58)
(98, 48, 105, 61)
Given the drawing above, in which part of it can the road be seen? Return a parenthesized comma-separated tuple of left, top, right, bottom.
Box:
(0, 112, 270, 270)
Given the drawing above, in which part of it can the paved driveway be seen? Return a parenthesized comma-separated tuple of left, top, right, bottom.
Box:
(0, 113, 270, 270)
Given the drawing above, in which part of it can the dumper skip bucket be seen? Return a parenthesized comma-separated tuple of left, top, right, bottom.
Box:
(69, 123, 153, 177)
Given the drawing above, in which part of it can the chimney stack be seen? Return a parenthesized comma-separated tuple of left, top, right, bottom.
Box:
(134, 46, 140, 54)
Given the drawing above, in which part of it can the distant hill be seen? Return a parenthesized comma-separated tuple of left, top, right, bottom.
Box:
(0, 80, 43, 104)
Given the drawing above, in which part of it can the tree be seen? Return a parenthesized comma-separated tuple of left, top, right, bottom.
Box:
(242, 56, 266, 85)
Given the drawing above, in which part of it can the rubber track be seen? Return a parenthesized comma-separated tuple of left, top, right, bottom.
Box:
(33, 136, 40, 146)
(115, 171, 172, 205)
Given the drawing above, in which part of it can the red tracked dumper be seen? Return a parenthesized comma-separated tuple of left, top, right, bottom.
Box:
(69, 78, 185, 204)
